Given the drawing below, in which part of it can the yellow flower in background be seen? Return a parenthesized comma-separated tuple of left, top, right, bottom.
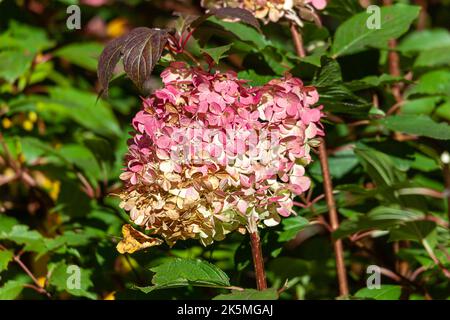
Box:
(1, 112, 39, 131)
(2, 117, 12, 129)
(22, 120, 33, 131)
(3, 168, 16, 180)
(49, 181, 61, 201)
(18, 153, 25, 164)
(37, 277, 46, 288)
(107, 18, 128, 38)
(28, 111, 38, 123)
(33, 171, 61, 201)
(103, 292, 116, 300)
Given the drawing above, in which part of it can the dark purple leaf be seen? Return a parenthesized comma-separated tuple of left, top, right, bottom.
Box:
(97, 34, 127, 96)
(97, 27, 169, 96)
(121, 27, 169, 95)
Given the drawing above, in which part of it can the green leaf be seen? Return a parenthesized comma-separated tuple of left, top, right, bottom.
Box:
(381, 115, 450, 140)
(261, 46, 294, 75)
(13, 136, 62, 164)
(57, 144, 102, 186)
(0, 215, 19, 233)
(406, 70, 450, 97)
(278, 216, 309, 242)
(54, 42, 103, 71)
(334, 206, 424, 239)
(317, 84, 371, 115)
(207, 17, 267, 49)
(299, 54, 323, 67)
(213, 288, 278, 300)
(237, 70, 273, 86)
(56, 179, 92, 217)
(310, 149, 359, 181)
(401, 97, 441, 115)
(0, 277, 29, 300)
(0, 50, 33, 83)
(0, 225, 46, 253)
(414, 46, 450, 68)
(42, 228, 98, 256)
(48, 261, 96, 299)
(332, 4, 420, 57)
(0, 21, 55, 54)
(0, 250, 14, 272)
(325, 0, 364, 21)
(200, 44, 232, 64)
(436, 100, 450, 121)
(355, 285, 402, 300)
(389, 220, 436, 243)
(346, 74, 404, 91)
(398, 29, 450, 52)
(136, 258, 230, 293)
(46, 87, 121, 137)
(313, 58, 342, 86)
(354, 145, 405, 204)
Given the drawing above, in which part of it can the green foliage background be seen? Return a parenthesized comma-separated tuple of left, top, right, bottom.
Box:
(0, 0, 449, 300)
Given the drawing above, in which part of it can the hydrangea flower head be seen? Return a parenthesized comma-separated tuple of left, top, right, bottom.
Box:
(118, 62, 323, 247)
(201, 0, 327, 27)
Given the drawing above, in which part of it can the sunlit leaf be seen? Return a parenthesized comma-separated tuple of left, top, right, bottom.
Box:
(136, 258, 230, 293)
(116, 224, 163, 254)
(332, 4, 420, 57)
(355, 285, 402, 300)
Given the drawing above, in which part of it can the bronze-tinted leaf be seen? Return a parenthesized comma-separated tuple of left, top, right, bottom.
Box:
(210, 7, 261, 32)
(97, 34, 127, 96)
(121, 27, 169, 95)
(189, 7, 261, 33)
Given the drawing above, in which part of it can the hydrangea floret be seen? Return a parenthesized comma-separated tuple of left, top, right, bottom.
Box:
(118, 62, 323, 246)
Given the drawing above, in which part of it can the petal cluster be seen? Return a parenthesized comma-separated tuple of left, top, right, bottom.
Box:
(201, 0, 327, 26)
(119, 62, 323, 246)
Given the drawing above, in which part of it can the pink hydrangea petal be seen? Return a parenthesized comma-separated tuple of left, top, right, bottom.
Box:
(312, 0, 327, 10)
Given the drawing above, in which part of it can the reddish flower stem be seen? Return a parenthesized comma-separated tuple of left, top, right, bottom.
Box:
(383, 0, 411, 278)
(249, 231, 267, 290)
(384, 0, 403, 104)
(318, 140, 349, 296)
(290, 23, 305, 58)
(415, 0, 428, 30)
(443, 160, 450, 223)
(290, 24, 349, 296)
